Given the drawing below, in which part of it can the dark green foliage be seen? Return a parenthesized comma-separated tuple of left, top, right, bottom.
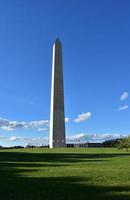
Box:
(103, 139, 117, 147)
(115, 136, 130, 151)
(103, 136, 130, 151)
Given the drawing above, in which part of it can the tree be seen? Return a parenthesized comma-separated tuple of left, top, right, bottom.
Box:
(116, 136, 130, 151)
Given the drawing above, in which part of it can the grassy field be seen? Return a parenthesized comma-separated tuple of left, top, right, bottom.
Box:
(0, 148, 130, 200)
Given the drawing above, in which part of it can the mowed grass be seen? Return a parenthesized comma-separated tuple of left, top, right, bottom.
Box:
(0, 148, 130, 200)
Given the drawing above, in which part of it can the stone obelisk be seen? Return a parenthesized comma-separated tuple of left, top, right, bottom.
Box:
(50, 38, 66, 148)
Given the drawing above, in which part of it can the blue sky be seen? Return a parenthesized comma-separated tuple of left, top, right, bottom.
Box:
(0, 0, 130, 146)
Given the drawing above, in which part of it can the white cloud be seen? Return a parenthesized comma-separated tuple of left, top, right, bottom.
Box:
(120, 92, 128, 100)
(118, 105, 128, 111)
(65, 118, 70, 123)
(9, 136, 20, 141)
(37, 128, 48, 132)
(67, 133, 122, 143)
(0, 134, 49, 146)
(74, 112, 92, 123)
(28, 120, 49, 128)
(0, 118, 49, 131)
(67, 133, 86, 141)
(1, 126, 15, 131)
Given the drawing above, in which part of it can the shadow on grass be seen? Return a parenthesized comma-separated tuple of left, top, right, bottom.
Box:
(0, 175, 130, 200)
(0, 151, 130, 200)
(0, 151, 130, 163)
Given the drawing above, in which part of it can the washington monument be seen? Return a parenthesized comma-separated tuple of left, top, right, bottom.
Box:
(49, 38, 66, 148)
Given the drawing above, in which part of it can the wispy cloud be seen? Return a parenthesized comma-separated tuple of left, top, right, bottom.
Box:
(0, 117, 71, 132)
(37, 128, 48, 132)
(74, 112, 92, 123)
(118, 105, 128, 111)
(9, 136, 21, 141)
(120, 92, 128, 100)
(1, 135, 48, 146)
(0, 118, 49, 131)
(67, 133, 123, 143)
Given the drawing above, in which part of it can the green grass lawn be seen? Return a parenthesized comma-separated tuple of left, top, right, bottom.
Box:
(0, 148, 130, 200)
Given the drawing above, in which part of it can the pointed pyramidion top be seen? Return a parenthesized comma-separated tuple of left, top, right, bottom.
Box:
(55, 38, 61, 45)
